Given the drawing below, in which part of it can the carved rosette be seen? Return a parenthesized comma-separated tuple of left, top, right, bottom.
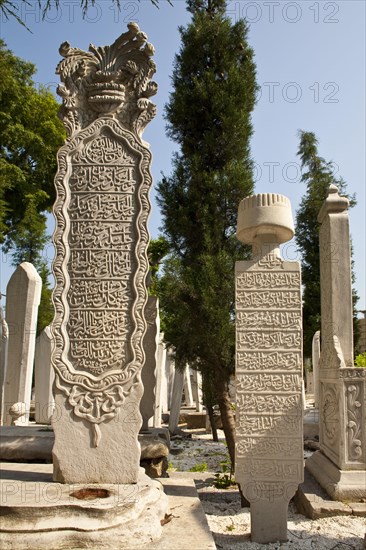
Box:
(56, 22, 157, 138)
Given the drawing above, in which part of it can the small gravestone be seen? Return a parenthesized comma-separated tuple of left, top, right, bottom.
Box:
(3, 263, 42, 425)
(0, 307, 9, 425)
(34, 326, 54, 424)
(312, 330, 320, 407)
(169, 367, 184, 435)
(140, 296, 159, 432)
(235, 194, 303, 544)
(154, 333, 167, 427)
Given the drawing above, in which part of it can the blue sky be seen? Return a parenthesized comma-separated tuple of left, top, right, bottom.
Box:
(0, 0, 365, 312)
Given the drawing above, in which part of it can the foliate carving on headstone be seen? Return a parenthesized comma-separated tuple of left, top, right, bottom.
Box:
(52, 26, 156, 448)
(56, 22, 157, 137)
(235, 194, 303, 544)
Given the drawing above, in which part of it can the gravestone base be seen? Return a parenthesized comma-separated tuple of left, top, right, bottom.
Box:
(0, 467, 168, 550)
(306, 451, 366, 501)
(250, 500, 288, 544)
(52, 387, 143, 484)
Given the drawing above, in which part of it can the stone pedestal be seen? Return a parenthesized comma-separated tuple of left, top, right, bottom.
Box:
(34, 326, 54, 424)
(235, 194, 303, 544)
(0, 467, 168, 550)
(3, 263, 41, 426)
(306, 185, 366, 500)
(51, 26, 159, 485)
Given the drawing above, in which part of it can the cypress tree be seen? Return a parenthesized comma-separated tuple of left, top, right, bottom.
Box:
(156, 0, 257, 465)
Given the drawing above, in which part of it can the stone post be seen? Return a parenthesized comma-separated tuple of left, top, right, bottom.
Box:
(192, 369, 203, 412)
(51, 25, 159, 484)
(154, 333, 167, 427)
(166, 349, 176, 411)
(3, 263, 42, 426)
(183, 365, 194, 407)
(306, 185, 366, 500)
(168, 367, 184, 435)
(34, 326, 55, 424)
(235, 194, 303, 544)
(140, 296, 159, 432)
(0, 307, 9, 425)
(312, 331, 320, 407)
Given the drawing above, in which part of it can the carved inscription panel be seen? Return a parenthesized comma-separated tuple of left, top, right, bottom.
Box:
(235, 260, 303, 495)
(65, 129, 139, 375)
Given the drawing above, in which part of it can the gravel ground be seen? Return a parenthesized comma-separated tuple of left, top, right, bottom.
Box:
(168, 428, 366, 550)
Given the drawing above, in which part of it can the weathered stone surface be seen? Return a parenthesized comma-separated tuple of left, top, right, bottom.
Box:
(140, 296, 159, 432)
(183, 365, 194, 407)
(0, 465, 168, 549)
(235, 193, 303, 544)
(34, 326, 54, 424)
(51, 25, 157, 483)
(294, 468, 353, 520)
(192, 369, 203, 412)
(3, 263, 42, 426)
(306, 185, 366, 500)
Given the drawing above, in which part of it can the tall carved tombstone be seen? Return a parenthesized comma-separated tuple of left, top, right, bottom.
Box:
(51, 24, 158, 483)
(154, 332, 167, 427)
(306, 185, 366, 500)
(3, 263, 42, 425)
(235, 194, 303, 544)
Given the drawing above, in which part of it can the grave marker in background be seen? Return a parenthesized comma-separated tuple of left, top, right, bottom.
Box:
(3, 263, 41, 426)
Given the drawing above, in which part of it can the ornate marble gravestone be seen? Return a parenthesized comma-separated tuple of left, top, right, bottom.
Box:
(235, 194, 303, 544)
(306, 185, 366, 500)
(51, 24, 157, 483)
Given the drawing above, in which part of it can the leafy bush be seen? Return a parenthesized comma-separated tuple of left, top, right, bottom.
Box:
(188, 462, 208, 472)
(212, 460, 236, 489)
(355, 352, 366, 367)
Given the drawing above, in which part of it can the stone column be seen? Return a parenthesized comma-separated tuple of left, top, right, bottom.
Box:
(235, 194, 303, 544)
(140, 296, 159, 432)
(0, 307, 9, 425)
(51, 25, 158, 484)
(192, 369, 203, 412)
(34, 326, 54, 424)
(165, 349, 176, 411)
(3, 263, 42, 426)
(306, 185, 366, 500)
(312, 330, 320, 407)
(154, 333, 167, 427)
(168, 367, 184, 435)
(183, 365, 194, 407)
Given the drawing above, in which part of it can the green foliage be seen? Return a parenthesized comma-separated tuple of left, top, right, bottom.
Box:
(188, 462, 208, 472)
(355, 352, 366, 368)
(212, 460, 236, 489)
(0, 40, 65, 331)
(156, 0, 256, 397)
(147, 236, 170, 297)
(295, 131, 358, 358)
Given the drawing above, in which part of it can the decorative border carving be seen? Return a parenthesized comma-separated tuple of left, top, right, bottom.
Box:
(51, 117, 151, 445)
(345, 381, 364, 462)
